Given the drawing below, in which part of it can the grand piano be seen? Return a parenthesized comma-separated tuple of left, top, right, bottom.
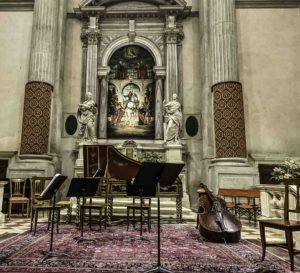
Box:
(83, 144, 183, 223)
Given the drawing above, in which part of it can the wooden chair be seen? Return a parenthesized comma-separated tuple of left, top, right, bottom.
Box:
(127, 197, 151, 232)
(259, 179, 300, 271)
(8, 178, 30, 220)
(30, 177, 61, 235)
(237, 189, 261, 224)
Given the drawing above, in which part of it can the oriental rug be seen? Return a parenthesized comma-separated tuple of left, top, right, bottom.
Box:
(0, 224, 295, 273)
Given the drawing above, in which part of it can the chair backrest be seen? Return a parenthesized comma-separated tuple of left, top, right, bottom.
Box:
(9, 178, 27, 198)
(283, 179, 300, 221)
(30, 177, 53, 202)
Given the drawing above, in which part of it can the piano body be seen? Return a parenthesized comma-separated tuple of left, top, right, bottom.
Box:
(83, 144, 183, 223)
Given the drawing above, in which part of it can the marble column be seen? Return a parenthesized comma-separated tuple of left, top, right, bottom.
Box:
(84, 17, 101, 100)
(210, 0, 239, 83)
(20, 0, 59, 155)
(208, 0, 258, 192)
(209, 0, 246, 159)
(50, 0, 67, 169)
(165, 16, 180, 102)
(98, 67, 110, 139)
(153, 67, 166, 140)
(80, 21, 89, 103)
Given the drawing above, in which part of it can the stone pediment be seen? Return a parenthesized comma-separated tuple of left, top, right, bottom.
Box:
(79, 0, 187, 8)
(76, 0, 191, 18)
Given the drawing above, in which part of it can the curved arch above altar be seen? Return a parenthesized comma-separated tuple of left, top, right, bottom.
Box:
(101, 36, 163, 68)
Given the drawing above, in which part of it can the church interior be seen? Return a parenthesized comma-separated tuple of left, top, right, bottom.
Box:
(0, 0, 300, 272)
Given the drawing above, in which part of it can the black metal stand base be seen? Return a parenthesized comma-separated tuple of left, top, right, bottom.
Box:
(142, 266, 175, 273)
(73, 236, 97, 243)
(40, 251, 71, 263)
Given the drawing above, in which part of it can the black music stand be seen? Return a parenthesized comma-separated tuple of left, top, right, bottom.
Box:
(39, 174, 68, 263)
(141, 162, 184, 273)
(126, 163, 160, 242)
(67, 177, 100, 243)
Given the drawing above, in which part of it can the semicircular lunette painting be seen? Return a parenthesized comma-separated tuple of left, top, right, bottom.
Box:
(107, 45, 155, 139)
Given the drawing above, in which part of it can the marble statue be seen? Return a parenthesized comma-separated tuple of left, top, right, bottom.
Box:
(163, 93, 182, 143)
(77, 92, 97, 142)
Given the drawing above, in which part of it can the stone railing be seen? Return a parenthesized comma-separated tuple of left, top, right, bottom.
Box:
(256, 183, 300, 247)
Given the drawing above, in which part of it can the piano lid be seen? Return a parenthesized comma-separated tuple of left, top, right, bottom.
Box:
(83, 144, 141, 180)
(107, 145, 141, 180)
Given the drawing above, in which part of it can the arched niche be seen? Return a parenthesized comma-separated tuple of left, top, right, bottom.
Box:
(98, 36, 165, 140)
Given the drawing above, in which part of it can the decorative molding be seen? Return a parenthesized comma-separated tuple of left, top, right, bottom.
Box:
(236, 0, 300, 8)
(0, 0, 34, 11)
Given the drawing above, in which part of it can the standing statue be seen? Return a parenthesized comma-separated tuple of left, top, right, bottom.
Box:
(77, 92, 97, 142)
(163, 93, 182, 143)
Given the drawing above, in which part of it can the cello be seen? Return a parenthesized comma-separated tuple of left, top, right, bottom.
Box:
(198, 183, 242, 243)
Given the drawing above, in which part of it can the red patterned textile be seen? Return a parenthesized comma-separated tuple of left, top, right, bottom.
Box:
(20, 81, 52, 155)
(212, 82, 247, 158)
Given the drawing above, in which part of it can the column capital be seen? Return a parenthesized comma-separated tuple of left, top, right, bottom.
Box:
(153, 66, 166, 79)
(98, 66, 110, 79)
(81, 28, 101, 45)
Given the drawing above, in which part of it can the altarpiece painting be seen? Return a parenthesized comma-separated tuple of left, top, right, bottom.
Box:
(107, 45, 155, 139)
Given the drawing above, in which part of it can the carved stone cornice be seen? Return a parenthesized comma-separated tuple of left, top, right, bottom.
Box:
(164, 28, 182, 44)
(0, 0, 34, 11)
(97, 66, 110, 79)
(153, 66, 166, 79)
(236, 0, 300, 8)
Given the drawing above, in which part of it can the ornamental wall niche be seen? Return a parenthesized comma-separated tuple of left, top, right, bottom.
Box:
(75, 0, 190, 141)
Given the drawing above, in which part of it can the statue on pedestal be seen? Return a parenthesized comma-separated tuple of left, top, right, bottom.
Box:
(77, 92, 97, 142)
(163, 93, 182, 144)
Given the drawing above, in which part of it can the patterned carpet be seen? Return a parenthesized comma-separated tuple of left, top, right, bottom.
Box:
(0, 224, 294, 273)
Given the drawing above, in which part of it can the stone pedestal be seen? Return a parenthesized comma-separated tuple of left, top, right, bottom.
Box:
(165, 143, 190, 209)
(0, 181, 7, 223)
(7, 155, 56, 178)
(208, 158, 259, 194)
(165, 143, 183, 163)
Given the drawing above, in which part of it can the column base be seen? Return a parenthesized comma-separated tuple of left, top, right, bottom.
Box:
(7, 154, 56, 178)
(208, 158, 259, 193)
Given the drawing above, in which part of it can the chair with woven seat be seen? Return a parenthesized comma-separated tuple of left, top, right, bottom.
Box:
(30, 177, 61, 235)
(259, 179, 300, 271)
(127, 197, 151, 232)
(8, 178, 30, 220)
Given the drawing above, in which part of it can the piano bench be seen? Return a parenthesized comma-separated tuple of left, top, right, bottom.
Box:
(80, 204, 106, 231)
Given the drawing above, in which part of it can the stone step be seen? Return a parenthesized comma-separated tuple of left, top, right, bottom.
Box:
(66, 197, 197, 223)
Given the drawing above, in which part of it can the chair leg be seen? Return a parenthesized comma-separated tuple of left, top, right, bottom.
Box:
(127, 208, 130, 231)
(26, 202, 29, 218)
(133, 209, 135, 229)
(285, 230, 294, 271)
(259, 223, 266, 261)
(34, 210, 38, 236)
(47, 210, 51, 231)
(147, 210, 150, 232)
(99, 208, 102, 232)
(8, 202, 12, 220)
(30, 209, 34, 232)
(56, 209, 60, 234)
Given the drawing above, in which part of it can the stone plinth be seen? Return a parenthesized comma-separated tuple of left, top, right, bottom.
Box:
(165, 143, 183, 163)
(0, 181, 7, 223)
(208, 158, 259, 194)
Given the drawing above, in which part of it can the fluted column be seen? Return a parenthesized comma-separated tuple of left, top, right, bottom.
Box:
(210, 0, 247, 159)
(98, 67, 110, 139)
(210, 0, 239, 83)
(154, 67, 166, 140)
(80, 21, 88, 103)
(20, 0, 59, 155)
(83, 17, 101, 100)
(165, 16, 180, 102)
